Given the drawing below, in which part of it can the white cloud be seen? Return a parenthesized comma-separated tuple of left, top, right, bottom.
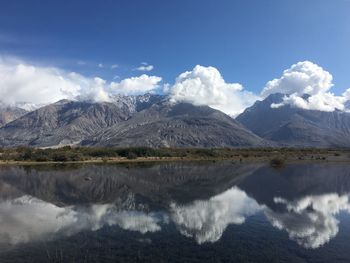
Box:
(111, 64, 119, 69)
(262, 61, 347, 112)
(0, 60, 80, 105)
(135, 63, 154, 72)
(169, 65, 259, 116)
(1, 57, 349, 114)
(110, 74, 162, 95)
(265, 194, 350, 249)
(262, 61, 333, 97)
(271, 92, 345, 112)
(0, 58, 162, 105)
(343, 88, 350, 101)
(171, 187, 262, 244)
(75, 76, 112, 102)
(0, 195, 163, 246)
(98, 63, 104, 68)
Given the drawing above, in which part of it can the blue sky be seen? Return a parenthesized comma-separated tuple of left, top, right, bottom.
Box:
(0, 0, 349, 94)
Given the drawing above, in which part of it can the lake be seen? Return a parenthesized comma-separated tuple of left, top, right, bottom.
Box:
(0, 161, 350, 262)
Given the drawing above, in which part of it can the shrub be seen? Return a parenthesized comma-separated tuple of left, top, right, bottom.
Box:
(126, 152, 138, 160)
(53, 153, 69, 162)
(270, 158, 285, 168)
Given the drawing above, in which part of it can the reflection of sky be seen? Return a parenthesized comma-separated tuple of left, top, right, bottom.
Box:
(0, 196, 163, 246)
(170, 186, 262, 244)
(265, 194, 350, 249)
(1, 188, 350, 250)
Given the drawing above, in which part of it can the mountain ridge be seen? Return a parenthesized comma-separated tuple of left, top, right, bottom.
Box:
(83, 100, 269, 148)
(2, 93, 350, 148)
(236, 93, 350, 148)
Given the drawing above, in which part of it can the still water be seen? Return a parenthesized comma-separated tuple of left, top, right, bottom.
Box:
(0, 161, 350, 262)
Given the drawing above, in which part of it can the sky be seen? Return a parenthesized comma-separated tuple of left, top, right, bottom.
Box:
(0, 0, 350, 115)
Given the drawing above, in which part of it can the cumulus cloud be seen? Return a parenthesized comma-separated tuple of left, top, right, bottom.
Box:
(169, 65, 259, 116)
(110, 74, 162, 95)
(0, 59, 162, 105)
(2, 57, 349, 114)
(111, 64, 119, 69)
(265, 194, 350, 249)
(0, 60, 80, 105)
(262, 61, 348, 112)
(170, 186, 262, 244)
(74, 76, 112, 102)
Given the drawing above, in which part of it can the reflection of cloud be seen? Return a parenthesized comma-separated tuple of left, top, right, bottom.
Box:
(170, 187, 261, 244)
(0, 196, 163, 246)
(2, 189, 349, 250)
(265, 194, 350, 249)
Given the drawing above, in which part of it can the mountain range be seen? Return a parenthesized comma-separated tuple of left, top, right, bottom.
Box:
(1, 93, 350, 148)
(237, 93, 350, 148)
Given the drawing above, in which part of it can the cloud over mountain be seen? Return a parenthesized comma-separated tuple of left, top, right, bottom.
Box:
(169, 65, 259, 116)
(1, 57, 349, 115)
(0, 58, 162, 105)
(110, 74, 161, 95)
(262, 61, 349, 112)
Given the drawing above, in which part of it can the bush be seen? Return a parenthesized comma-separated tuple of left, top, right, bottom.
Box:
(270, 158, 285, 168)
(126, 152, 138, 160)
(53, 153, 69, 162)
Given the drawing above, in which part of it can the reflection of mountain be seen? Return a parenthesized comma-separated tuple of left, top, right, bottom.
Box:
(1, 162, 350, 250)
(0, 162, 262, 206)
(237, 163, 350, 249)
(238, 163, 350, 210)
(0, 162, 262, 248)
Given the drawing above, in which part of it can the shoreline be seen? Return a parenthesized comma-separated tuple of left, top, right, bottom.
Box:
(1, 154, 349, 166)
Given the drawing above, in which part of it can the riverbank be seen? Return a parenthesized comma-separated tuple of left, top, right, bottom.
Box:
(0, 148, 349, 166)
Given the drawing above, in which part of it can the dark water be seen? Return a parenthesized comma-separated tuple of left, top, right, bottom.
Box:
(0, 162, 350, 262)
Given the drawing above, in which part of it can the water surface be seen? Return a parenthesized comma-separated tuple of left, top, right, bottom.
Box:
(0, 162, 350, 262)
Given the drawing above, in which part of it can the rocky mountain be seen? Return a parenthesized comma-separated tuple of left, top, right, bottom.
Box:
(236, 93, 350, 148)
(0, 94, 168, 148)
(0, 94, 269, 148)
(83, 100, 269, 148)
(0, 100, 132, 147)
(112, 93, 165, 113)
(6, 91, 350, 148)
(0, 105, 27, 127)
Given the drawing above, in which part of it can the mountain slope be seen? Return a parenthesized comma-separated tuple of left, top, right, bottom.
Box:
(236, 93, 350, 147)
(0, 100, 132, 147)
(112, 93, 165, 113)
(83, 100, 269, 148)
(0, 106, 27, 127)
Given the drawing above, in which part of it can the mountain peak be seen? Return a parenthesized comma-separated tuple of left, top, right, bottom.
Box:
(237, 93, 350, 147)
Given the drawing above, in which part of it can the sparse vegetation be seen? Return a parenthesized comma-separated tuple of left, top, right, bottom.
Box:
(0, 146, 347, 164)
